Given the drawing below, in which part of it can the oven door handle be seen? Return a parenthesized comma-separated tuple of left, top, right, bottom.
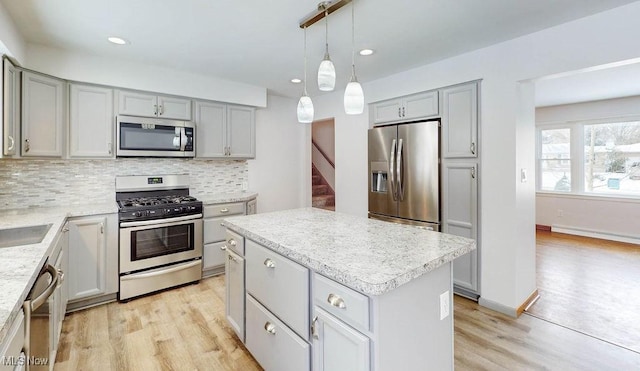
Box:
(120, 260, 201, 280)
(119, 213, 203, 228)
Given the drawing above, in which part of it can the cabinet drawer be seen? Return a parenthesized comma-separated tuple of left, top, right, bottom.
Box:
(226, 229, 244, 256)
(314, 273, 370, 332)
(203, 202, 245, 218)
(203, 217, 227, 244)
(246, 239, 309, 339)
(246, 294, 310, 371)
(203, 241, 227, 269)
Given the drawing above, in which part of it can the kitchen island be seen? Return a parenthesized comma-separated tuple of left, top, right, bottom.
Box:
(222, 207, 476, 371)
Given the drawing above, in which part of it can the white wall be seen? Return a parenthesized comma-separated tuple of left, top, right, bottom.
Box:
(312, 2, 640, 312)
(536, 96, 640, 243)
(248, 94, 307, 213)
(0, 1, 26, 63)
(25, 44, 266, 108)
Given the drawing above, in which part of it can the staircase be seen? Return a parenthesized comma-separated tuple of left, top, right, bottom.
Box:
(312, 165, 335, 211)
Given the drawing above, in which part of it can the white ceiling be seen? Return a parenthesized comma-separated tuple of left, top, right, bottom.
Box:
(2, 0, 638, 100)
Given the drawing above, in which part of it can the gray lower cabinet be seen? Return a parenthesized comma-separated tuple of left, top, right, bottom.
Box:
(203, 202, 246, 277)
(67, 214, 118, 307)
(0, 310, 24, 371)
(312, 307, 370, 371)
(225, 231, 245, 342)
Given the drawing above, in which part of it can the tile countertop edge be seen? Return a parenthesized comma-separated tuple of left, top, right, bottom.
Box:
(222, 216, 476, 297)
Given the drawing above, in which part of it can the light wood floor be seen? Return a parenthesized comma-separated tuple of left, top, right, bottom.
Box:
(55, 275, 640, 371)
(527, 231, 640, 353)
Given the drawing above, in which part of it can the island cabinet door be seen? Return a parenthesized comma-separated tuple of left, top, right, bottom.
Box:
(312, 307, 370, 371)
(225, 249, 245, 342)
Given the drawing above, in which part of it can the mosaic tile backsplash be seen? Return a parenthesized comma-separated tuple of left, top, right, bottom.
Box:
(0, 158, 248, 209)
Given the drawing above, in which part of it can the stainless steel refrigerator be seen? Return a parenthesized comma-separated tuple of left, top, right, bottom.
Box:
(368, 120, 440, 230)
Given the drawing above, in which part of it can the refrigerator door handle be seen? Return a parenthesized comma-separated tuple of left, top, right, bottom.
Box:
(389, 139, 397, 201)
(397, 138, 404, 201)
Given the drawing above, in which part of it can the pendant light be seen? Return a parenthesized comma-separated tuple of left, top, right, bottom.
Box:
(317, 3, 336, 91)
(297, 26, 314, 124)
(344, 0, 364, 114)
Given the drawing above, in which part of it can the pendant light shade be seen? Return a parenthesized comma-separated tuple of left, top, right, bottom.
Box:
(298, 26, 314, 124)
(344, 0, 364, 114)
(317, 7, 336, 91)
(297, 95, 314, 123)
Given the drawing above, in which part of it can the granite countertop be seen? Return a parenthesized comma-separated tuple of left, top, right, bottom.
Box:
(223, 208, 476, 296)
(196, 191, 258, 205)
(0, 203, 117, 346)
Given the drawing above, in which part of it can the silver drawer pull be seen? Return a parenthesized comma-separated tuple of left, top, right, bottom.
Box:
(220, 245, 227, 251)
(220, 208, 230, 213)
(264, 322, 276, 335)
(264, 258, 275, 268)
(228, 255, 237, 262)
(311, 316, 319, 339)
(229, 239, 237, 246)
(327, 293, 346, 309)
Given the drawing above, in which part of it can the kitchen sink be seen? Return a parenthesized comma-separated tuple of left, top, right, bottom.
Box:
(0, 224, 52, 248)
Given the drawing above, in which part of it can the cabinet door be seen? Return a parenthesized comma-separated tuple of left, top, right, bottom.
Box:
(225, 249, 245, 342)
(227, 105, 255, 158)
(403, 91, 438, 120)
(69, 84, 114, 158)
(441, 82, 478, 158)
(68, 216, 107, 301)
(195, 101, 226, 157)
(443, 162, 479, 294)
(117, 90, 158, 117)
(157, 95, 191, 120)
(204, 241, 227, 270)
(312, 307, 370, 371)
(371, 98, 402, 124)
(247, 199, 257, 215)
(21, 71, 64, 157)
(3, 57, 19, 156)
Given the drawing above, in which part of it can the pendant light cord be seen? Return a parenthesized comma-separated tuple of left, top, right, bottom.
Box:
(351, 0, 356, 77)
(304, 26, 308, 96)
(325, 9, 329, 54)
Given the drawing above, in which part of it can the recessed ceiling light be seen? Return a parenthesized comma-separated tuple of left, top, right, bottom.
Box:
(108, 36, 128, 45)
(359, 49, 374, 56)
(291, 78, 302, 84)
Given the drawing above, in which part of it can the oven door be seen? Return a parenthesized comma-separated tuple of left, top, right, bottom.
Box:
(119, 215, 203, 273)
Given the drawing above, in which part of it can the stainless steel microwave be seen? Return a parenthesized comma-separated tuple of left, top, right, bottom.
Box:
(116, 115, 195, 157)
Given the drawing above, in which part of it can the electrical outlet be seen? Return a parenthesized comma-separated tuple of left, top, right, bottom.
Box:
(242, 181, 248, 191)
(440, 291, 450, 320)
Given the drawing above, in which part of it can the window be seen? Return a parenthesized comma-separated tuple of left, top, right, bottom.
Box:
(584, 121, 640, 195)
(539, 128, 571, 191)
(537, 120, 640, 197)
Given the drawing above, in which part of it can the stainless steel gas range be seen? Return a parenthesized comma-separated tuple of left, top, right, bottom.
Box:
(115, 174, 203, 301)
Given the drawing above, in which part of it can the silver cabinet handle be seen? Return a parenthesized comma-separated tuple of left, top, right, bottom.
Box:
(327, 293, 346, 309)
(57, 269, 65, 286)
(7, 135, 14, 151)
(159, 105, 164, 115)
(108, 142, 112, 155)
(470, 142, 476, 155)
(398, 107, 401, 117)
(228, 239, 237, 247)
(264, 322, 276, 335)
(100, 222, 104, 234)
(153, 104, 158, 115)
(220, 245, 227, 251)
(228, 254, 237, 262)
(311, 316, 319, 339)
(220, 208, 229, 214)
(471, 167, 476, 179)
(264, 258, 275, 268)
(402, 106, 405, 117)
(24, 138, 30, 152)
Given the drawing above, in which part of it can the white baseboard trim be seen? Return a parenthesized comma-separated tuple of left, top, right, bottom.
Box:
(551, 225, 640, 245)
(478, 297, 518, 318)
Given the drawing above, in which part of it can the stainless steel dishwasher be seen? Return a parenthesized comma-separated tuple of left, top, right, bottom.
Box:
(23, 263, 59, 371)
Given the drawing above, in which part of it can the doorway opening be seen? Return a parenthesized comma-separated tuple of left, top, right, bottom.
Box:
(311, 118, 335, 211)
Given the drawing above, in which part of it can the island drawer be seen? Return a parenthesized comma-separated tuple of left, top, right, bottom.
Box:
(245, 239, 309, 339)
(246, 294, 310, 371)
(225, 229, 244, 256)
(204, 202, 245, 218)
(313, 273, 370, 332)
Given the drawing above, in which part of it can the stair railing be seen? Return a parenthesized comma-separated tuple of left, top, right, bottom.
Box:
(312, 139, 335, 168)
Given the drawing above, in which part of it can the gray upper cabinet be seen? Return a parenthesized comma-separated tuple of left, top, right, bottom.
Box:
(116, 90, 192, 120)
(195, 100, 255, 159)
(371, 91, 438, 124)
(2, 57, 19, 157)
(21, 71, 65, 157)
(69, 83, 114, 158)
(441, 82, 478, 158)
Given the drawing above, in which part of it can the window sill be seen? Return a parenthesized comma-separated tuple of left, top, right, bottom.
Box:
(536, 191, 640, 204)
